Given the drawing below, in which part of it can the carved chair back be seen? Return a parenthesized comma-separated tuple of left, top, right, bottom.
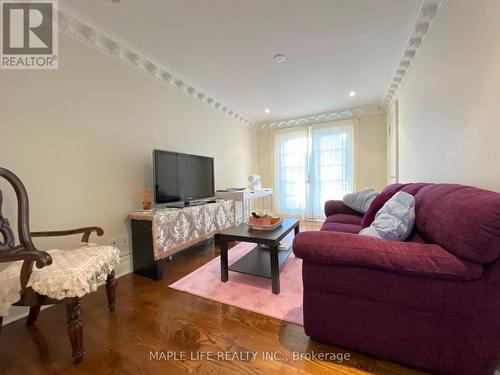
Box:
(0, 167, 52, 289)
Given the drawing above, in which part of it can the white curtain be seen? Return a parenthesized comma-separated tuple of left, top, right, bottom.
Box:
(274, 129, 308, 216)
(274, 121, 355, 219)
(308, 124, 354, 218)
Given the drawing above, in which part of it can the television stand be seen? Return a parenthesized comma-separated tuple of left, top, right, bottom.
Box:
(164, 199, 216, 208)
(164, 201, 187, 208)
(129, 199, 235, 281)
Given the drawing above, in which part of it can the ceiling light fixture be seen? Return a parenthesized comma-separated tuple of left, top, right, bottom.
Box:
(349, 91, 356, 97)
(273, 54, 286, 63)
(265, 108, 271, 114)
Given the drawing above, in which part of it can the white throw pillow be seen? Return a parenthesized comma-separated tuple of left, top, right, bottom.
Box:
(359, 191, 415, 241)
(342, 187, 379, 213)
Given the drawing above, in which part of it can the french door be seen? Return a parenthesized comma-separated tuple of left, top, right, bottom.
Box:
(274, 121, 355, 219)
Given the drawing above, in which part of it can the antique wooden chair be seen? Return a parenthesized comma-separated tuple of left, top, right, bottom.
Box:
(0, 167, 119, 363)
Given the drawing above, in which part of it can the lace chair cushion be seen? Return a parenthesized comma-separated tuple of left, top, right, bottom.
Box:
(0, 244, 120, 316)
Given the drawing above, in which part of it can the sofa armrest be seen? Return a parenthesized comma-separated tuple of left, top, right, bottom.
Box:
(292, 231, 482, 281)
(324, 200, 363, 217)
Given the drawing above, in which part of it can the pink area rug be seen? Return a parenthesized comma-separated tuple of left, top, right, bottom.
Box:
(169, 242, 304, 326)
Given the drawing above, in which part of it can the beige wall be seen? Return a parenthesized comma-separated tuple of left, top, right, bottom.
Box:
(356, 113, 388, 191)
(0, 34, 255, 256)
(256, 113, 388, 204)
(396, 0, 500, 191)
(256, 129, 274, 191)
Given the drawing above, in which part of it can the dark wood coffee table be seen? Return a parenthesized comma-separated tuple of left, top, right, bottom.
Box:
(219, 218, 300, 294)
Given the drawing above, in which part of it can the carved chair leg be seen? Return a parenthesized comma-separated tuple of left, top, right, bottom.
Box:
(66, 298, 84, 363)
(27, 305, 41, 326)
(106, 270, 117, 312)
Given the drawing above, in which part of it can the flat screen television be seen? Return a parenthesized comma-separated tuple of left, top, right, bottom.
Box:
(153, 149, 215, 206)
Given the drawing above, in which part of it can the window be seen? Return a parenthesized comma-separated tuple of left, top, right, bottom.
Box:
(275, 129, 308, 216)
(274, 121, 354, 219)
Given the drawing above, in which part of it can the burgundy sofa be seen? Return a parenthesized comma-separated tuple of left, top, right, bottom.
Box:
(292, 183, 500, 375)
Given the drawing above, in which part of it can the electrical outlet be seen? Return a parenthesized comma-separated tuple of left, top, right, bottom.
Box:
(120, 236, 129, 248)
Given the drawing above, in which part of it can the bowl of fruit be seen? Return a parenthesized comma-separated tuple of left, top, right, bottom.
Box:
(248, 212, 282, 231)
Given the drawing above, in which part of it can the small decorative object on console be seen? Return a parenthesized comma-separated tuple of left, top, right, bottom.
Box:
(135, 187, 153, 210)
(248, 175, 262, 190)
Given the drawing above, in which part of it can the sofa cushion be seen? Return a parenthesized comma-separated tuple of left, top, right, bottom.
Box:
(324, 200, 363, 217)
(359, 191, 415, 241)
(293, 231, 483, 281)
(415, 184, 500, 264)
(360, 183, 408, 228)
(301, 262, 482, 318)
(400, 182, 431, 196)
(324, 214, 362, 226)
(406, 231, 427, 244)
(342, 188, 379, 213)
(321, 222, 361, 234)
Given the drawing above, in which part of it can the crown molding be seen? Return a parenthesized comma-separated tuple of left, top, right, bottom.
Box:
(382, 0, 446, 108)
(57, 5, 255, 128)
(257, 104, 385, 131)
(56, 2, 442, 130)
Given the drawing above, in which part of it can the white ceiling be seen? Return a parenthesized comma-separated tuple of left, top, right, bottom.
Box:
(63, 0, 421, 122)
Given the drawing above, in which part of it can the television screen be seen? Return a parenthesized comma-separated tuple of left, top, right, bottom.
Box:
(153, 150, 214, 205)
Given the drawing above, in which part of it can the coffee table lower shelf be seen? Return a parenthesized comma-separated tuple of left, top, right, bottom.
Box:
(228, 244, 292, 279)
(219, 218, 300, 294)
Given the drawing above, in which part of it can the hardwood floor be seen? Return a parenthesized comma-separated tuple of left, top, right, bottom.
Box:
(0, 221, 429, 375)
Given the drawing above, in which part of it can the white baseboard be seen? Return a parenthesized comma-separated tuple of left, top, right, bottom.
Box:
(116, 252, 133, 277)
(2, 253, 133, 326)
(3, 305, 52, 326)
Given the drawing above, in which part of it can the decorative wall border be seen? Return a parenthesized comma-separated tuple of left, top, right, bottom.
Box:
(57, 5, 254, 128)
(257, 104, 385, 131)
(382, 0, 445, 107)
